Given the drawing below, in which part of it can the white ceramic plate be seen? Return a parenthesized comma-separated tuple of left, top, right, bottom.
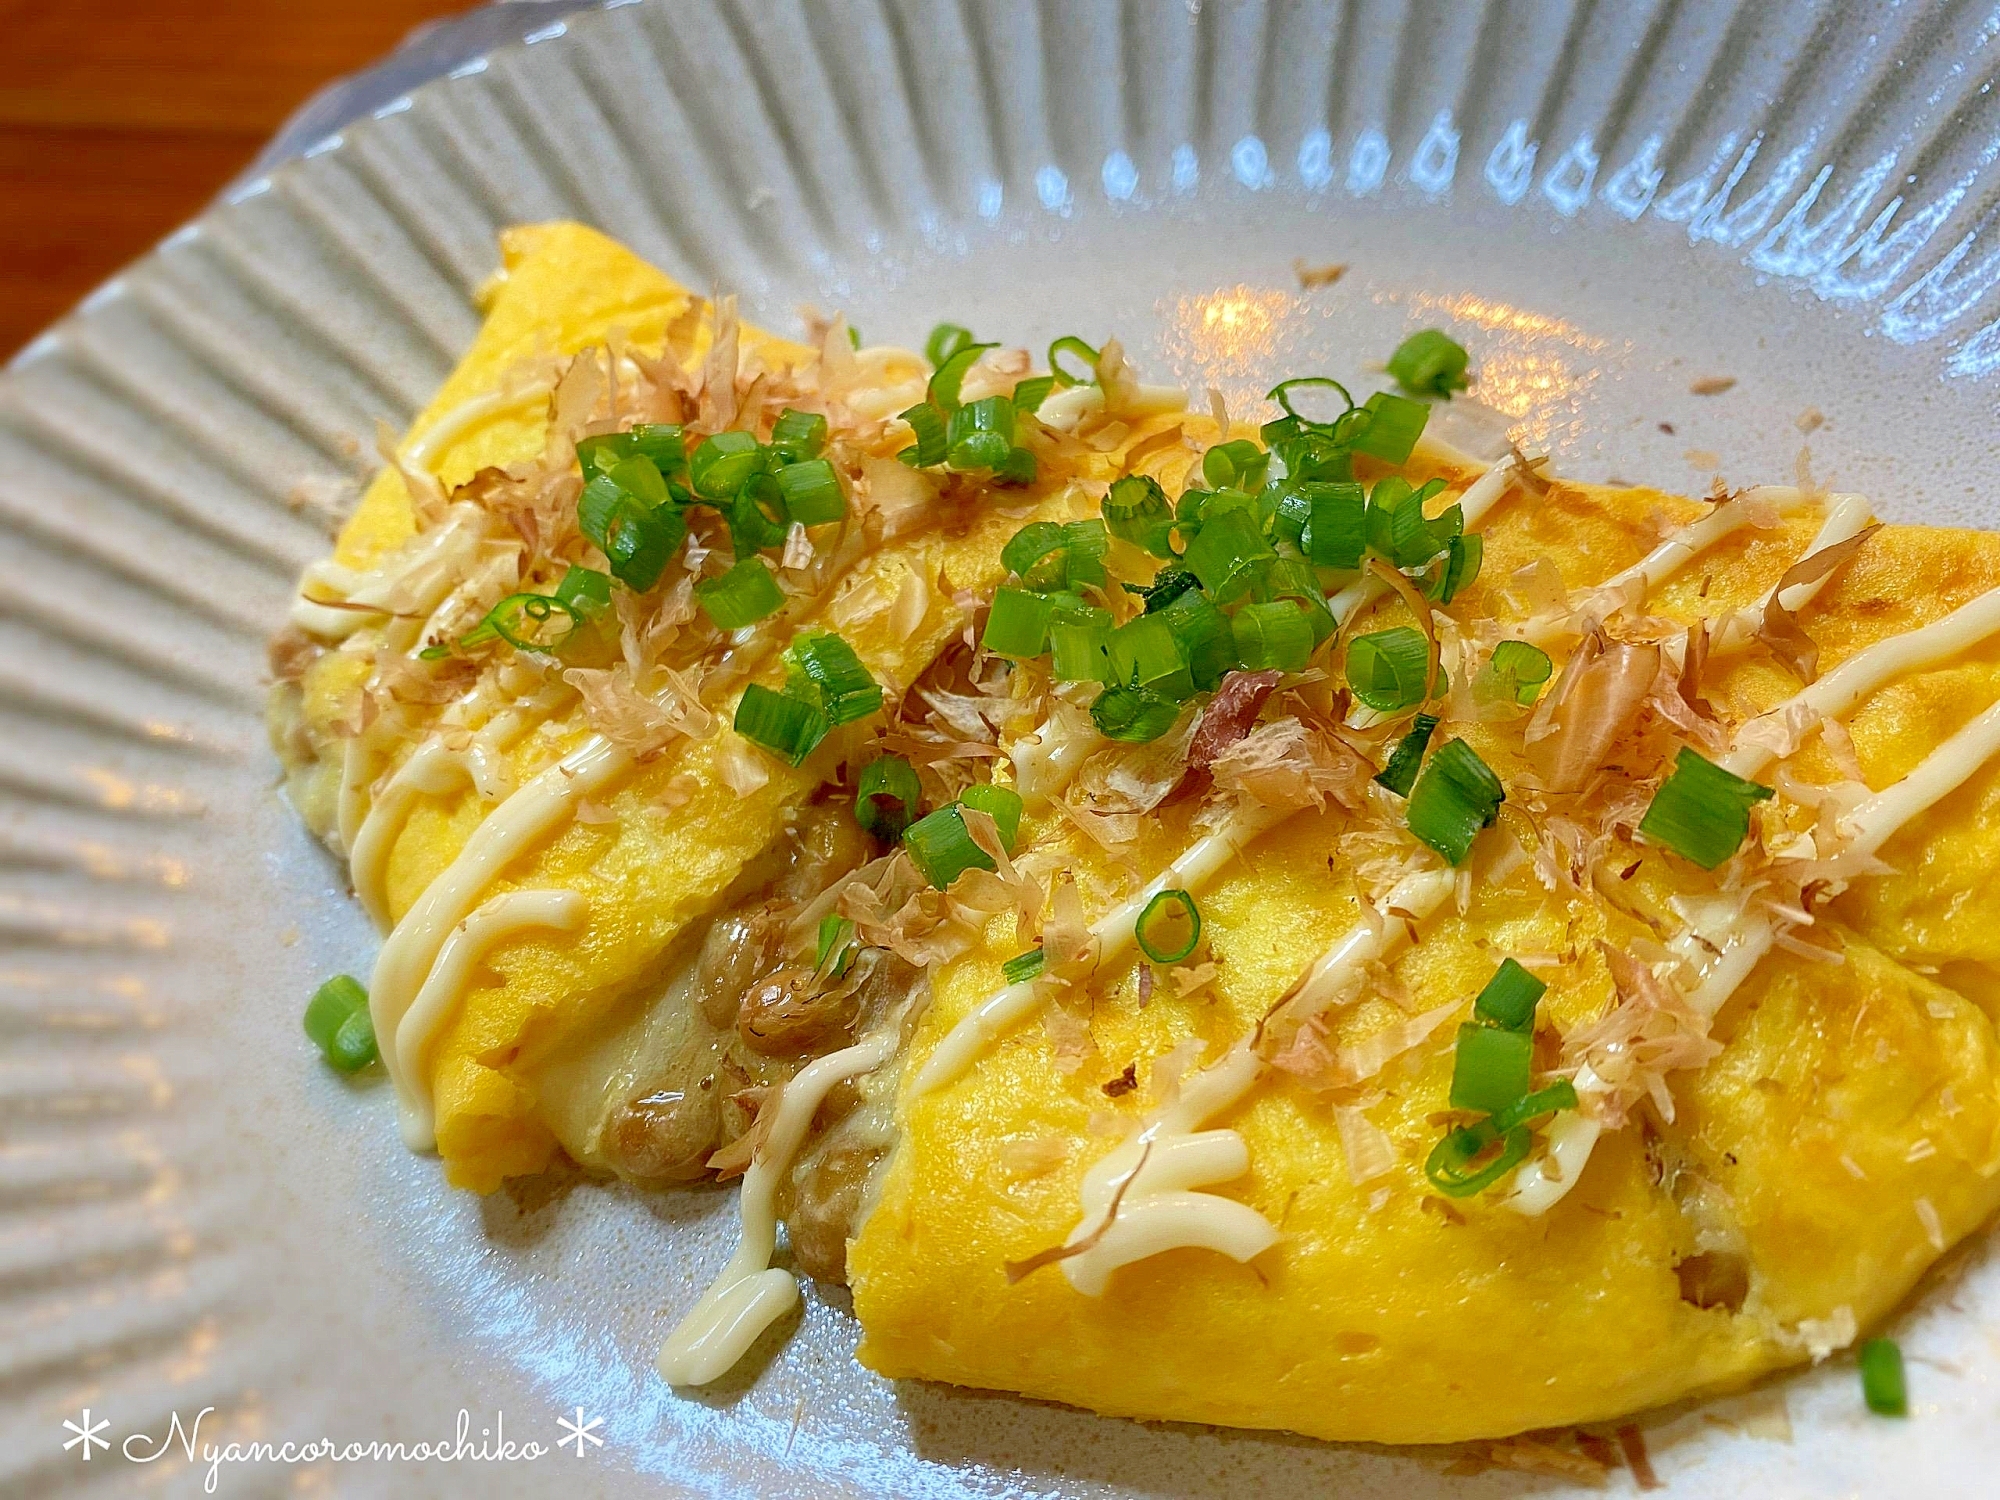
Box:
(7, 2, 2000, 1494)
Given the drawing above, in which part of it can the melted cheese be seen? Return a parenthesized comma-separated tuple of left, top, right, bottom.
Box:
(657, 1026, 898, 1385)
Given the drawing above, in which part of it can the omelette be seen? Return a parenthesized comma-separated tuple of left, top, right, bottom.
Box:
(270, 221, 2000, 1449)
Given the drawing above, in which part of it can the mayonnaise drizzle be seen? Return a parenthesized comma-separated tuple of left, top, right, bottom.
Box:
(657, 1026, 898, 1385)
(908, 803, 1287, 1099)
(1510, 685, 2000, 1214)
(1058, 863, 1455, 1291)
(391, 888, 587, 1149)
(1709, 492, 1875, 655)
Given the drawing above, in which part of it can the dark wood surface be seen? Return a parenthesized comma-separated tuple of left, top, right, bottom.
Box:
(0, 0, 473, 357)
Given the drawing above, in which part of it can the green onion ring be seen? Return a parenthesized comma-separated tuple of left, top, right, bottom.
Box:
(1135, 888, 1201, 965)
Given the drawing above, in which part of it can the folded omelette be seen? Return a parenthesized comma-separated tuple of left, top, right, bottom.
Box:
(271, 221, 2000, 1448)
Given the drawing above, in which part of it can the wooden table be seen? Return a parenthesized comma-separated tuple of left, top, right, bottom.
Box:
(0, 0, 473, 358)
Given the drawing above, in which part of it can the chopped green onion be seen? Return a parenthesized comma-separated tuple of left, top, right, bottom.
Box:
(1491, 1079, 1578, 1132)
(1135, 889, 1201, 964)
(304, 974, 377, 1073)
(1474, 640, 1553, 709)
(815, 912, 858, 980)
(1181, 508, 1274, 601)
(983, 586, 1055, 657)
(1202, 439, 1270, 492)
(958, 783, 1023, 852)
(553, 565, 612, 618)
(1050, 619, 1114, 682)
(903, 805, 995, 888)
(1364, 476, 1452, 568)
(1424, 1119, 1532, 1197)
(1473, 958, 1546, 1033)
(1345, 626, 1432, 712)
(925, 322, 976, 368)
(775, 456, 846, 525)
(784, 630, 882, 725)
(1424, 532, 1483, 603)
(464, 592, 582, 653)
(848, 325, 862, 349)
(1267, 376, 1355, 427)
(1231, 600, 1314, 672)
(1639, 747, 1775, 870)
(1002, 948, 1046, 984)
(688, 430, 765, 499)
(1301, 481, 1367, 568)
(929, 340, 998, 411)
(1003, 518, 1107, 591)
(1092, 684, 1181, 743)
(725, 474, 791, 556)
(1108, 614, 1195, 700)
(1859, 1337, 1907, 1417)
(1448, 1022, 1534, 1115)
(1387, 329, 1472, 399)
(696, 557, 785, 629)
(1157, 589, 1237, 690)
(1349, 391, 1429, 463)
(897, 402, 948, 467)
(1133, 566, 1202, 614)
(1002, 521, 1065, 579)
(1374, 711, 1440, 796)
(770, 407, 829, 461)
(994, 445, 1037, 486)
(606, 452, 672, 506)
(1048, 335, 1100, 387)
(579, 474, 684, 591)
(1251, 556, 1336, 644)
(577, 424, 687, 482)
(1407, 739, 1506, 864)
(733, 682, 830, 764)
(1102, 473, 1176, 556)
(1013, 374, 1055, 415)
(947, 394, 1016, 470)
(855, 754, 922, 839)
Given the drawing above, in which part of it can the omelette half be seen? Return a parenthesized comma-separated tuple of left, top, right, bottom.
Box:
(270, 221, 2000, 1449)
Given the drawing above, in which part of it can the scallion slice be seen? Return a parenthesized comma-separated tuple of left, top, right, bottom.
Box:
(1387, 329, 1472, 399)
(304, 974, 378, 1073)
(1050, 618, 1114, 682)
(1490, 1079, 1578, 1133)
(1302, 481, 1367, 568)
(947, 394, 1016, 470)
(994, 445, 1038, 486)
(1349, 391, 1429, 463)
(1231, 600, 1314, 672)
(815, 912, 858, 981)
(1424, 532, 1483, 603)
(1012, 374, 1055, 415)
(983, 586, 1055, 657)
(903, 806, 996, 888)
(733, 682, 830, 764)
(855, 753, 923, 838)
(1092, 684, 1181, 743)
(1473, 639, 1553, 708)
(1638, 748, 1774, 870)
(897, 402, 948, 467)
(1108, 614, 1195, 700)
(1102, 473, 1176, 556)
(726, 471, 791, 555)
(1406, 738, 1505, 864)
(1251, 556, 1336, 644)
(553, 565, 612, 618)
(688, 429, 764, 499)
(929, 340, 998, 411)
(464, 592, 583, 653)
(1448, 1022, 1534, 1115)
(1181, 508, 1274, 601)
(924, 323, 976, 368)
(1133, 566, 1201, 614)
(958, 783, 1023, 852)
(1135, 889, 1201, 964)
(696, 557, 785, 629)
(770, 407, 829, 461)
(784, 630, 883, 725)
(775, 456, 846, 525)
(1860, 1338, 1907, 1417)
(1472, 957, 1546, 1033)
(1048, 335, 1100, 387)
(1158, 589, 1238, 690)
(1374, 711, 1440, 796)
(1201, 438, 1269, 493)
(606, 452, 672, 506)
(1267, 376, 1355, 427)
(1001, 947, 1046, 984)
(1424, 1119, 1532, 1197)
(1345, 626, 1432, 712)
(579, 474, 684, 591)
